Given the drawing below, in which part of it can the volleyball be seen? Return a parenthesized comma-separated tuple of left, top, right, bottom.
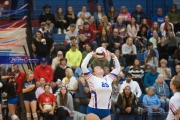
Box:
(95, 47, 109, 58)
(43, 104, 52, 112)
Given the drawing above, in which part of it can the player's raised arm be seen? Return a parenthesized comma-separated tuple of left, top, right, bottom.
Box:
(81, 52, 94, 74)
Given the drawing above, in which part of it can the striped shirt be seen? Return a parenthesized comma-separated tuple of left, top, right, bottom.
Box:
(128, 66, 144, 78)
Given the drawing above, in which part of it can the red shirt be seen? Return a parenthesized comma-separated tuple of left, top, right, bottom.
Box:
(34, 65, 53, 82)
(89, 23, 97, 32)
(79, 29, 95, 43)
(14, 71, 26, 94)
(38, 93, 56, 105)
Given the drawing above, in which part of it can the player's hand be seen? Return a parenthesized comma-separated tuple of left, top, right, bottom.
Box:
(91, 52, 97, 58)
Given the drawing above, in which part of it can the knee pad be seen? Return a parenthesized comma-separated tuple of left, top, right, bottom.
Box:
(11, 114, 18, 120)
(32, 113, 37, 118)
(27, 113, 31, 117)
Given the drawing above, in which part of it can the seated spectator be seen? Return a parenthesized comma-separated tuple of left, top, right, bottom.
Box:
(107, 6, 118, 24)
(163, 23, 175, 38)
(34, 58, 56, 89)
(54, 7, 67, 34)
(82, 43, 94, 65)
(118, 6, 131, 26)
(157, 59, 171, 84)
(79, 22, 98, 51)
(160, 16, 174, 36)
(117, 72, 126, 84)
(166, 32, 177, 56)
(65, 43, 82, 71)
(144, 49, 159, 72)
(98, 15, 112, 35)
(111, 78, 121, 114)
(122, 37, 137, 66)
(65, 6, 77, 29)
(56, 86, 74, 119)
(76, 13, 85, 31)
(143, 87, 165, 120)
(167, 5, 180, 34)
(73, 77, 90, 111)
(120, 73, 142, 98)
(54, 58, 69, 82)
(140, 18, 149, 29)
(65, 24, 78, 44)
(149, 31, 160, 49)
(104, 67, 110, 76)
(157, 36, 169, 61)
(153, 74, 170, 112)
(147, 22, 162, 40)
(128, 59, 145, 93)
(52, 51, 64, 71)
(135, 25, 148, 53)
(88, 16, 98, 34)
(175, 64, 180, 75)
(38, 84, 56, 120)
(62, 68, 77, 97)
(39, 4, 54, 31)
(174, 43, 180, 65)
(35, 77, 53, 99)
(91, 56, 109, 70)
(131, 5, 146, 25)
(39, 22, 51, 37)
(97, 28, 112, 51)
(152, 8, 165, 26)
(78, 34, 88, 52)
(32, 31, 54, 64)
(77, 6, 91, 21)
(127, 17, 139, 40)
(144, 42, 159, 62)
(66, 36, 78, 51)
(144, 66, 159, 88)
(111, 28, 124, 51)
(114, 17, 127, 43)
(93, 5, 105, 27)
(115, 86, 139, 120)
(110, 49, 126, 72)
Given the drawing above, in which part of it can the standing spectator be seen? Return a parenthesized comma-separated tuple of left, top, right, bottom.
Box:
(38, 84, 56, 120)
(76, 13, 85, 31)
(79, 22, 98, 51)
(32, 31, 54, 64)
(111, 28, 124, 51)
(157, 36, 169, 61)
(39, 22, 51, 37)
(88, 16, 98, 35)
(65, 6, 77, 29)
(115, 86, 139, 120)
(135, 25, 148, 52)
(153, 74, 170, 112)
(78, 34, 88, 52)
(98, 15, 112, 35)
(144, 66, 159, 88)
(160, 16, 174, 36)
(122, 37, 137, 66)
(51, 51, 64, 71)
(65, 44, 82, 71)
(56, 86, 74, 120)
(143, 87, 165, 120)
(107, 6, 118, 24)
(87, 0, 98, 15)
(131, 5, 146, 25)
(54, 58, 69, 82)
(127, 17, 139, 40)
(166, 31, 177, 56)
(147, 22, 162, 40)
(149, 31, 160, 49)
(77, 6, 91, 20)
(65, 24, 78, 44)
(144, 49, 159, 72)
(167, 5, 180, 34)
(140, 18, 149, 28)
(22, 71, 37, 120)
(119, 6, 131, 26)
(94, 5, 105, 27)
(39, 4, 54, 31)
(54, 7, 67, 34)
(73, 77, 90, 111)
(174, 43, 180, 65)
(13, 64, 26, 120)
(152, 8, 165, 26)
(120, 73, 142, 98)
(34, 58, 56, 89)
(114, 17, 127, 43)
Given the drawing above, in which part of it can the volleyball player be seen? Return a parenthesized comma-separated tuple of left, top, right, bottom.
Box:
(22, 71, 37, 120)
(81, 52, 120, 120)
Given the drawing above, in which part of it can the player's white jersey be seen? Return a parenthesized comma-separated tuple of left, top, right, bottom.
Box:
(85, 72, 116, 109)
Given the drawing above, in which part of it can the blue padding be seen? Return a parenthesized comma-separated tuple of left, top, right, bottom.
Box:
(137, 53, 144, 61)
(79, 105, 87, 114)
(139, 94, 145, 103)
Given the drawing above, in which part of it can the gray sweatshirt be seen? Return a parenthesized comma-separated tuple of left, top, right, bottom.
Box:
(65, 30, 79, 44)
(153, 82, 169, 98)
(56, 92, 74, 111)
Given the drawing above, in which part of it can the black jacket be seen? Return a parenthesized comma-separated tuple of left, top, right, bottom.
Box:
(110, 56, 127, 70)
(54, 66, 69, 82)
(131, 11, 146, 24)
(39, 12, 55, 23)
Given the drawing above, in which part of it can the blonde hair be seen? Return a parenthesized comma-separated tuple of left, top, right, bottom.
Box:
(151, 22, 160, 33)
(155, 74, 165, 83)
(126, 37, 135, 52)
(65, 68, 74, 78)
(26, 70, 33, 79)
(146, 86, 155, 93)
(120, 6, 128, 14)
(160, 59, 167, 65)
(78, 34, 87, 42)
(100, 15, 108, 27)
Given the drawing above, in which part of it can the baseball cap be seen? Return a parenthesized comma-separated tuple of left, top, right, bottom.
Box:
(41, 58, 47, 63)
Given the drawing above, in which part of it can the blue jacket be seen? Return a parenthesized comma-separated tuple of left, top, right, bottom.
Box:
(152, 14, 165, 26)
(143, 94, 161, 108)
(147, 30, 162, 40)
(144, 72, 159, 87)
